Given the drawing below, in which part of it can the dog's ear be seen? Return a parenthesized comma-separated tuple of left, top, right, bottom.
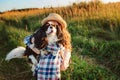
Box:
(41, 23, 50, 31)
(32, 24, 48, 49)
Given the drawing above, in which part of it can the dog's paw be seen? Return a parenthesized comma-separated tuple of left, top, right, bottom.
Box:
(29, 55, 38, 65)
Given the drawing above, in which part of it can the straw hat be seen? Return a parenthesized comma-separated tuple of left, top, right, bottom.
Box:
(41, 13, 67, 28)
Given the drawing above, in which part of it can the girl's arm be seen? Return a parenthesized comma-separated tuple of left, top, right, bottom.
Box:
(60, 49, 71, 71)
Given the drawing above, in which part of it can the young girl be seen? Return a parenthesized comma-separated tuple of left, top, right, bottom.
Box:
(25, 13, 72, 80)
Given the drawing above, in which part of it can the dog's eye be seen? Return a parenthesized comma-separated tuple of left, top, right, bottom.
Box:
(50, 26, 53, 29)
(51, 24, 59, 27)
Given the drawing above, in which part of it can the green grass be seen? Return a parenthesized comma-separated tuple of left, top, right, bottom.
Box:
(0, 1, 120, 80)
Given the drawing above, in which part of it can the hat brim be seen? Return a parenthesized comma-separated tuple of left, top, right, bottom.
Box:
(41, 14, 67, 28)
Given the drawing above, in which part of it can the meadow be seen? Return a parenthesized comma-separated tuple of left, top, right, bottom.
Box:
(0, 1, 120, 80)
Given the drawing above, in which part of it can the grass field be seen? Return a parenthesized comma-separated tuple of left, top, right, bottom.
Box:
(0, 1, 120, 80)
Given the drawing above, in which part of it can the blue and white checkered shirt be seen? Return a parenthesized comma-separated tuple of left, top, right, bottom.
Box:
(24, 36, 62, 80)
(35, 43, 62, 80)
(24, 35, 32, 46)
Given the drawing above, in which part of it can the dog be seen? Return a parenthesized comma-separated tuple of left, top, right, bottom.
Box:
(5, 21, 65, 73)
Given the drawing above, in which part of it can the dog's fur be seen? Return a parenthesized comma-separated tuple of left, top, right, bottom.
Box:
(24, 21, 62, 62)
(5, 21, 72, 73)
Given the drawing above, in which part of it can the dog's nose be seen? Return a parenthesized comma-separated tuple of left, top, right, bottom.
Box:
(50, 26, 53, 29)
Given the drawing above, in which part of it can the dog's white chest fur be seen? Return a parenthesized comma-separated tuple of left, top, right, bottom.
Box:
(47, 35, 58, 44)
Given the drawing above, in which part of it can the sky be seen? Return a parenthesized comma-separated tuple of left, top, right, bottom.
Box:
(0, 0, 120, 12)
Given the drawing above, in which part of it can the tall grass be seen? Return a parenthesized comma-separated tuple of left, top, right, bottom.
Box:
(1, 2, 120, 36)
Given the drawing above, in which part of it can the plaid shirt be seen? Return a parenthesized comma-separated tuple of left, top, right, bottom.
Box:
(35, 43, 62, 80)
(24, 35, 32, 46)
(24, 36, 63, 80)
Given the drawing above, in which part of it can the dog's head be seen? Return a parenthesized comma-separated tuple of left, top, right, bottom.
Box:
(33, 20, 63, 49)
(45, 21, 63, 42)
(45, 21, 58, 36)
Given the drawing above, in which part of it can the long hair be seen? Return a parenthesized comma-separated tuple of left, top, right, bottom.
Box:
(57, 24, 72, 52)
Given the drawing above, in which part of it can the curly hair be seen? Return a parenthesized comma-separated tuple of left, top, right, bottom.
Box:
(57, 24, 72, 52)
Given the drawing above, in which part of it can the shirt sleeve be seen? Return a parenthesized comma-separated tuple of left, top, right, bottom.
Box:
(60, 49, 71, 71)
(24, 35, 31, 46)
